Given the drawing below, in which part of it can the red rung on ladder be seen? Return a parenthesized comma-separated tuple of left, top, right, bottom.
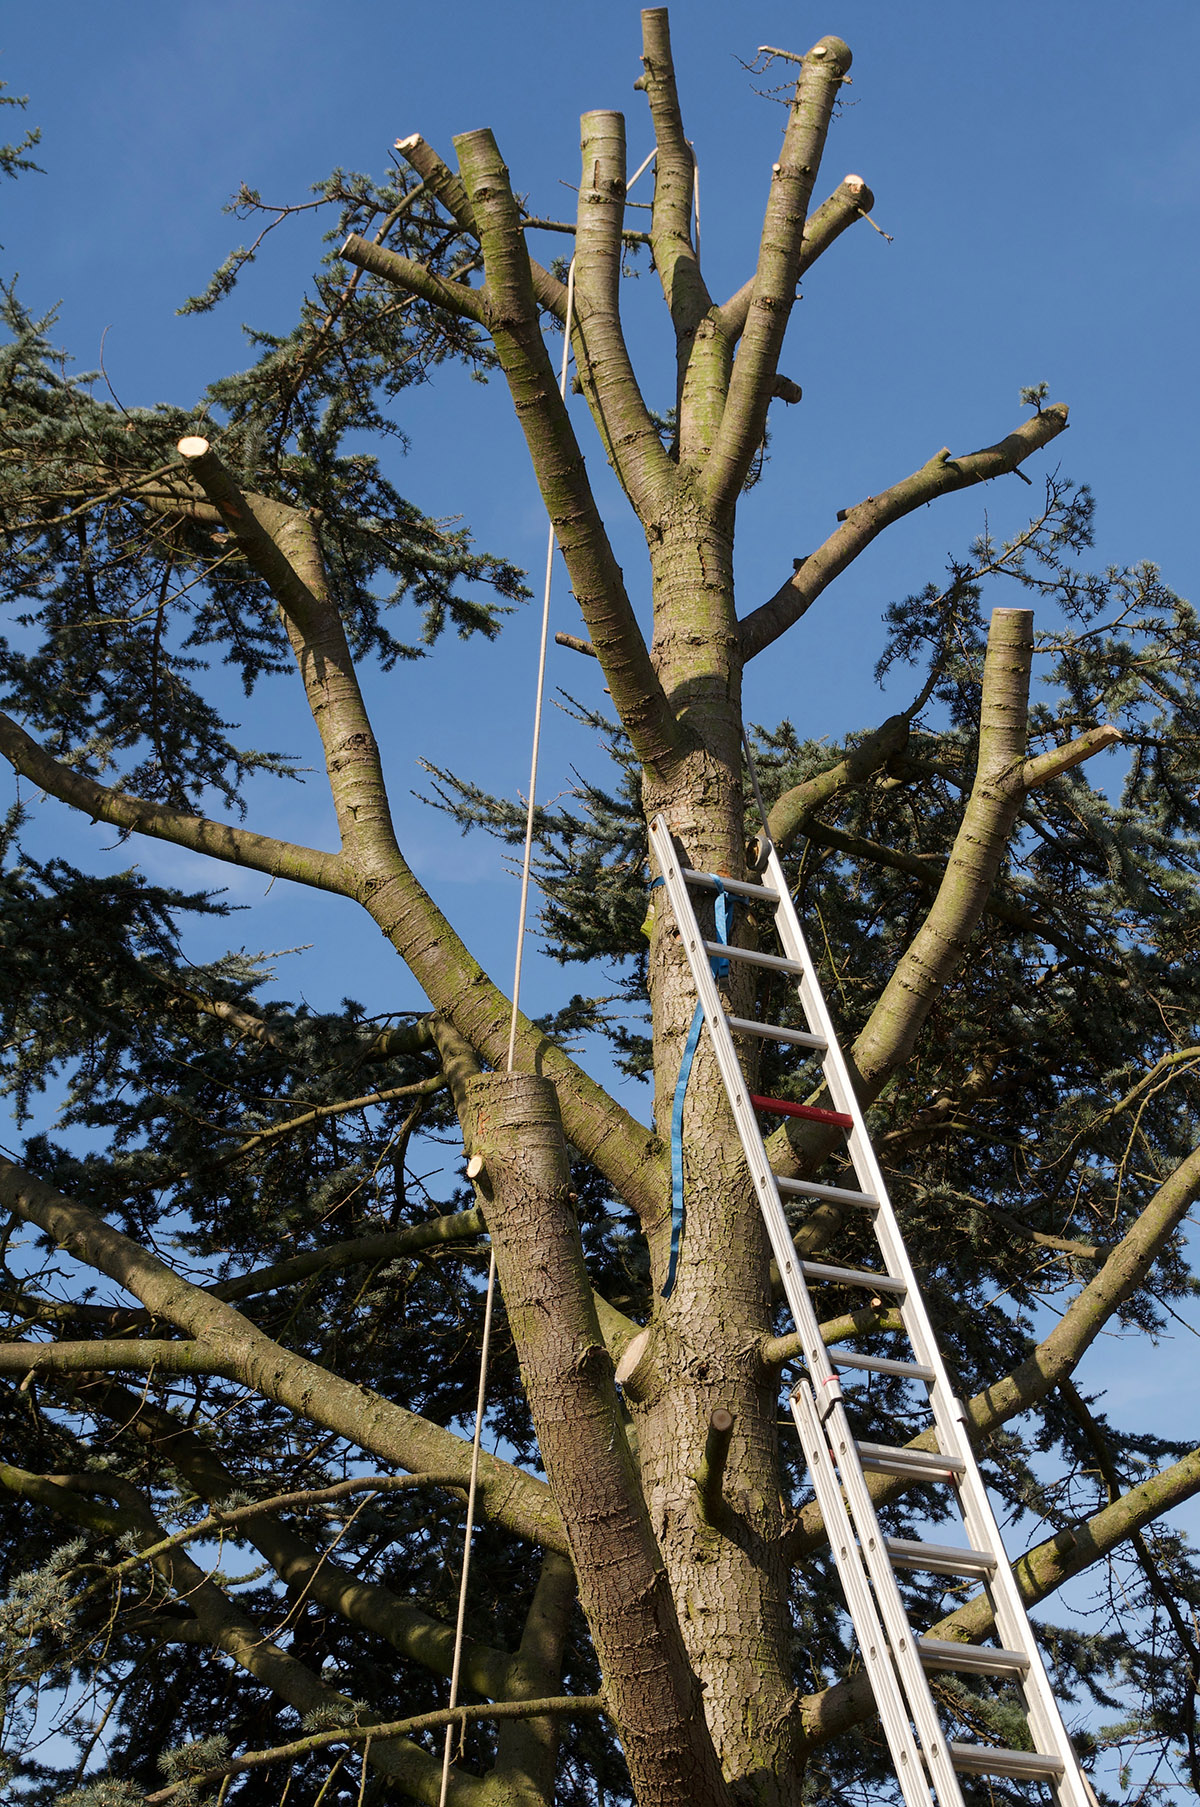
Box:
(750, 1094, 853, 1128)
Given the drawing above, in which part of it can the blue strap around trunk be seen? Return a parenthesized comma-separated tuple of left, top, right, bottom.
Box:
(662, 877, 732, 1300)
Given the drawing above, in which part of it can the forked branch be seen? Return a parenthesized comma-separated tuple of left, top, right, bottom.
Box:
(573, 108, 679, 517)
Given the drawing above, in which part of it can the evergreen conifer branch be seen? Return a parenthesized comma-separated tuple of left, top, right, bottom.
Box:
(0, 1156, 566, 1552)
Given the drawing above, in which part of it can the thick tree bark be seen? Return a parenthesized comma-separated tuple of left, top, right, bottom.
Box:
(466, 1071, 732, 1807)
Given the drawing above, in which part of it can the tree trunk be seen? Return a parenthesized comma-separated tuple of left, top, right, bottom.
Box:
(631, 521, 804, 1805)
(467, 1071, 733, 1807)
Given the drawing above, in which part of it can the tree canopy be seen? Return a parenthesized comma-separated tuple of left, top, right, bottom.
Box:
(0, 15, 1199, 1807)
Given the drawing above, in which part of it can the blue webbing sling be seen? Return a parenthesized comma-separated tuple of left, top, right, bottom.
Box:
(653, 875, 733, 1300)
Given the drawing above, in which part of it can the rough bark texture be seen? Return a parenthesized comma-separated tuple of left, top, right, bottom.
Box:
(466, 1072, 732, 1807)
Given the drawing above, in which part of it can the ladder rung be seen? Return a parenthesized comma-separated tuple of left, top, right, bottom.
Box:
(703, 940, 804, 976)
(832, 1350, 934, 1381)
(726, 1015, 826, 1051)
(799, 1261, 905, 1294)
(776, 1176, 878, 1211)
(948, 1743, 1065, 1781)
(885, 1536, 997, 1578)
(681, 866, 780, 904)
(918, 1637, 1029, 1678)
(856, 1441, 966, 1480)
(751, 1094, 853, 1127)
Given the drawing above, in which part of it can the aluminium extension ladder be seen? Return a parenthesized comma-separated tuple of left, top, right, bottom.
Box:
(648, 811, 1093, 1807)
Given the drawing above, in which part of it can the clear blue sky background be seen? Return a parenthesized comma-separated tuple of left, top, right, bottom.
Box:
(3, 1, 1200, 1770)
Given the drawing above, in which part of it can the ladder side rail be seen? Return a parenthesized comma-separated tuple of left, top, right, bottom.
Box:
(801, 1388, 969, 1807)
(791, 1384, 940, 1807)
(949, 1444, 1094, 1807)
(650, 822, 968, 1804)
(761, 845, 985, 1416)
(649, 820, 842, 1395)
(762, 845, 1091, 1805)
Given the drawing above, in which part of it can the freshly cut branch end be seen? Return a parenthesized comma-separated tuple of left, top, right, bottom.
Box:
(614, 1327, 651, 1387)
(176, 435, 211, 459)
(1023, 723, 1124, 790)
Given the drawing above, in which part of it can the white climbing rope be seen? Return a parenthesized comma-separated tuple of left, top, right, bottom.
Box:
(439, 259, 577, 1807)
(505, 256, 578, 1072)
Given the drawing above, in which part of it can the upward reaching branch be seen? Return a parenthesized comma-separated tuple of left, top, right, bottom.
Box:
(638, 8, 712, 339)
(572, 110, 679, 518)
(175, 437, 402, 863)
(451, 126, 691, 778)
(767, 607, 1039, 1176)
(395, 131, 570, 320)
(703, 36, 850, 515)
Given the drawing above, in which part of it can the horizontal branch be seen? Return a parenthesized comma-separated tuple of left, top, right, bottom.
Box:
(0, 712, 345, 893)
(143, 1693, 607, 1805)
(1023, 722, 1123, 788)
(223, 1072, 445, 1159)
(761, 1305, 903, 1370)
(554, 630, 598, 658)
(739, 405, 1070, 661)
(339, 232, 490, 323)
(943, 1191, 1107, 1261)
(523, 214, 651, 247)
(69, 1472, 470, 1602)
(2, 1207, 488, 1334)
(797, 816, 1120, 974)
(0, 1338, 206, 1376)
(0, 1156, 564, 1552)
(212, 1206, 486, 1304)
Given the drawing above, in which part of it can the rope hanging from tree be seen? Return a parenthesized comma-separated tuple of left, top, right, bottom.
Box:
(437, 258, 577, 1807)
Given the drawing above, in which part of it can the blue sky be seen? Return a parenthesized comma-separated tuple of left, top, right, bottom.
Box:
(4, 5, 1200, 1775)
(3, 0, 1197, 1027)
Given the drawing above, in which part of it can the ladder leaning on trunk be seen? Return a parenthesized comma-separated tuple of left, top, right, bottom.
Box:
(647, 808, 1094, 1807)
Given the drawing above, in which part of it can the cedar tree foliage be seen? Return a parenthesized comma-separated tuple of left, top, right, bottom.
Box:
(1, 18, 1200, 1807)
